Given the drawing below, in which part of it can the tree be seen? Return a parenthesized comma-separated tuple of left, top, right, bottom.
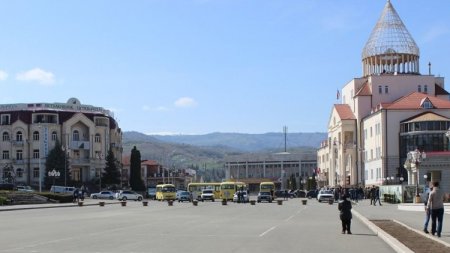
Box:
(44, 140, 70, 189)
(101, 148, 121, 188)
(289, 174, 297, 190)
(129, 146, 145, 191)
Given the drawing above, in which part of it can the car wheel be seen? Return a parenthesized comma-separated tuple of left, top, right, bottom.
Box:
(212, 199, 215, 202)
(138, 197, 142, 201)
(318, 200, 321, 202)
(122, 196, 127, 201)
(93, 196, 98, 199)
(109, 196, 113, 200)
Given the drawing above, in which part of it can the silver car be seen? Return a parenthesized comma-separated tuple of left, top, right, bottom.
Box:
(317, 190, 334, 202)
(116, 190, 143, 201)
(90, 191, 115, 200)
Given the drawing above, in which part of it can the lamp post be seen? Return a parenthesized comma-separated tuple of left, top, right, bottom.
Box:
(399, 177, 404, 184)
(423, 174, 428, 189)
(404, 149, 426, 203)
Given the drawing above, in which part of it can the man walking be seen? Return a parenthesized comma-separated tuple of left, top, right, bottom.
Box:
(426, 181, 446, 237)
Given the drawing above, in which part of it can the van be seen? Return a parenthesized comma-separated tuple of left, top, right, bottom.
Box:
(50, 185, 75, 194)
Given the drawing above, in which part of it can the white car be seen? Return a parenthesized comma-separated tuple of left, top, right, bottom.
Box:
(233, 191, 249, 203)
(16, 186, 35, 192)
(200, 189, 215, 202)
(90, 191, 115, 200)
(116, 190, 143, 201)
(317, 190, 334, 202)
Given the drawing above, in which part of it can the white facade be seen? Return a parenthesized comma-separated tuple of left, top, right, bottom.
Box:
(0, 98, 122, 190)
(317, 1, 450, 195)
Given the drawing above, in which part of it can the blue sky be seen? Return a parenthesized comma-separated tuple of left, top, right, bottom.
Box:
(1, 0, 449, 134)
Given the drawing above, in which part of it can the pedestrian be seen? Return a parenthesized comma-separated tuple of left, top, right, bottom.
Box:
(423, 186, 432, 234)
(426, 181, 446, 237)
(374, 187, 382, 206)
(284, 190, 288, 200)
(72, 188, 79, 203)
(370, 186, 376, 205)
(338, 194, 352, 234)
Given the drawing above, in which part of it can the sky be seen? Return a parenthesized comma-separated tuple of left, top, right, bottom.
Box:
(1, 0, 449, 135)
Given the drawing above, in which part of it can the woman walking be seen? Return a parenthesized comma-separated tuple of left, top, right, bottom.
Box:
(338, 194, 352, 234)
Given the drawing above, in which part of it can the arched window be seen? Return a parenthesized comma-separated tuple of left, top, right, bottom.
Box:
(2, 132, 10, 141)
(95, 133, 101, 143)
(16, 131, 23, 142)
(52, 131, 57, 141)
(73, 130, 79, 141)
(33, 131, 39, 141)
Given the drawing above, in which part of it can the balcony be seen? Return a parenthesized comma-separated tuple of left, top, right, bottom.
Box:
(70, 141, 90, 150)
(70, 158, 91, 166)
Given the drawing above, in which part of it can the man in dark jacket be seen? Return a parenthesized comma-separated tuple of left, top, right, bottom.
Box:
(338, 194, 352, 234)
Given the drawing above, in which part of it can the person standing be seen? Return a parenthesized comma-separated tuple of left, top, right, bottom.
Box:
(426, 181, 446, 237)
(338, 194, 352, 234)
(423, 186, 432, 234)
(374, 187, 382, 206)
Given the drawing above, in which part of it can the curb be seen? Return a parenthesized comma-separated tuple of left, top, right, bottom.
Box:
(352, 209, 414, 253)
(0, 202, 120, 212)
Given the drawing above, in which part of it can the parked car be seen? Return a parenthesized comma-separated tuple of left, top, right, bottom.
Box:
(201, 189, 215, 202)
(274, 190, 295, 199)
(16, 185, 35, 192)
(233, 191, 249, 203)
(257, 191, 273, 203)
(177, 191, 192, 202)
(306, 190, 318, 198)
(147, 187, 156, 200)
(293, 190, 306, 198)
(116, 190, 143, 201)
(317, 190, 334, 202)
(50, 185, 76, 194)
(90, 191, 115, 200)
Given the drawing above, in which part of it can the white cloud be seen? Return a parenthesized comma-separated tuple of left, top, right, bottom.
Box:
(0, 70, 8, 81)
(16, 68, 55, 85)
(142, 105, 170, 112)
(174, 97, 197, 108)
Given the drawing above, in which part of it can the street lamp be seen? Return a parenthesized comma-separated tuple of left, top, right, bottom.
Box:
(404, 149, 426, 203)
(423, 174, 428, 189)
(399, 177, 404, 184)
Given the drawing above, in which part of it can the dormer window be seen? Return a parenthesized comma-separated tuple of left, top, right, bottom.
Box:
(421, 98, 433, 109)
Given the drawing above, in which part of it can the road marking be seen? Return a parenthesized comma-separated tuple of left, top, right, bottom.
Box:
(285, 215, 295, 221)
(259, 226, 276, 237)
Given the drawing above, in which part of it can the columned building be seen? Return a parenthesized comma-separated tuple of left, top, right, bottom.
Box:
(225, 152, 317, 192)
(317, 0, 450, 194)
(0, 98, 122, 189)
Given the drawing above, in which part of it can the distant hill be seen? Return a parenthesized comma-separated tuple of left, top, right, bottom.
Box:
(121, 131, 326, 174)
(144, 132, 326, 152)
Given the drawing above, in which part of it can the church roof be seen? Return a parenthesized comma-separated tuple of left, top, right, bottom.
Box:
(401, 112, 450, 123)
(334, 104, 355, 120)
(355, 82, 372, 96)
(362, 0, 419, 59)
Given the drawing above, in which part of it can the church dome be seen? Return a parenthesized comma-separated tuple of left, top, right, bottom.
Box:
(361, 0, 420, 76)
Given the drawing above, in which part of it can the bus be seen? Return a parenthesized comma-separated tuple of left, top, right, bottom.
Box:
(156, 184, 176, 201)
(260, 182, 276, 199)
(187, 182, 221, 200)
(220, 181, 247, 200)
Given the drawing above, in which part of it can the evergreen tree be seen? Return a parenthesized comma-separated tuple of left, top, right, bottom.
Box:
(290, 174, 297, 190)
(130, 146, 145, 191)
(101, 148, 121, 188)
(44, 140, 70, 189)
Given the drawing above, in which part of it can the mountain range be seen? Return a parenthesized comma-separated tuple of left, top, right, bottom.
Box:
(122, 131, 326, 170)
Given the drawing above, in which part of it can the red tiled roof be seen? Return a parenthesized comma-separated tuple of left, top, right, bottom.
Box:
(355, 82, 372, 96)
(142, 160, 159, 166)
(334, 104, 355, 120)
(385, 92, 450, 109)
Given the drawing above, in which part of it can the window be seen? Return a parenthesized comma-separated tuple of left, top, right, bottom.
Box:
(16, 150, 23, 160)
(378, 85, 382, 94)
(33, 168, 39, 178)
(33, 131, 39, 141)
(370, 149, 373, 160)
(16, 168, 23, 178)
(52, 131, 57, 141)
(16, 131, 23, 142)
(2, 132, 9, 141)
(370, 127, 373, 137)
(418, 85, 422, 92)
(33, 149, 40, 159)
(424, 85, 428, 94)
(2, 150, 9, 159)
(385, 85, 388, 93)
(370, 169, 373, 180)
(1, 114, 10, 125)
(73, 130, 79, 141)
(95, 134, 101, 143)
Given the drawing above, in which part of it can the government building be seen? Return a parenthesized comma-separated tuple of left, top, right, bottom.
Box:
(317, 0, 450, 196)
(0, 98, 122, 190)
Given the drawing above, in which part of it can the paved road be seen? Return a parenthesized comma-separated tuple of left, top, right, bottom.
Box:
(0, 198, 397, 253)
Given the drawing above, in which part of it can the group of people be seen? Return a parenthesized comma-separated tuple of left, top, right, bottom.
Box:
(423, 181, 446, 237)
(337, 181, 446, 237)
(72, 185, 87, 203)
